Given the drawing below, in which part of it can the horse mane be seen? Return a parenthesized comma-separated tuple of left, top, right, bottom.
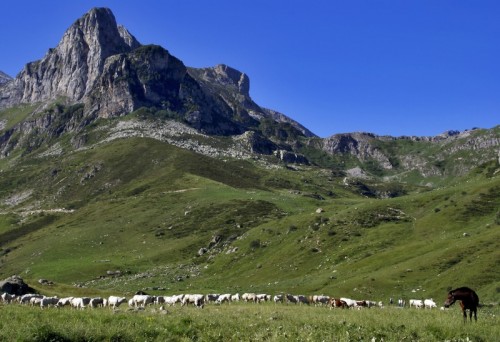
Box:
(450, 286, 474, 293)
(450, 287, 479, 305)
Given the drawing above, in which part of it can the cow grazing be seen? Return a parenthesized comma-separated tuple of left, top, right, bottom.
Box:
(40, 297, 59, 309)
(70, 297, 89, 310)
(424, 298, 437, 309)
(312, 295, 330, 306)
(57, 297, 74, 307)
(328, 298, 348, 309)
(256, 294, 270, 303)
(242, 293, 257, 302)
(131, 294, 154, 307)
(89, 297, 105, 308)
(273, 294, 284, 303)
(108, 296, 127, 309)
(340, 297, 358, 308)
(285, 294, 297, 304)
(20, 294, 42, 305)
(1, 293, 16, 303)
(205, 294, 220, 304)
(216, 294, 232, 304)
(182, 294, 204, 308)
(409, 299, 423, 308)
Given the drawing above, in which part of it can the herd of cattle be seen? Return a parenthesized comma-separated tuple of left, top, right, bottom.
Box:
(1, 291, 439, 310)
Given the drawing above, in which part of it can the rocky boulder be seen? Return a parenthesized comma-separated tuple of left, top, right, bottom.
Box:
(0, 275, 36, 295)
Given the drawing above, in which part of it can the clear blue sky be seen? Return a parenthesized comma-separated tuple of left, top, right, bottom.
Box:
(1, 1, 499, 137)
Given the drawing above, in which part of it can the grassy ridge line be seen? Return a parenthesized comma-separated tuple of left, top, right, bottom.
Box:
(0, 303, 498, 341)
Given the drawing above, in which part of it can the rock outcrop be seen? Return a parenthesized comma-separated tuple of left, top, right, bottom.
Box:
(0, 71, 12, 85)
(0, 8, 141, 108)
(0, 275, 36, 295)
(0, 7, 312, 141)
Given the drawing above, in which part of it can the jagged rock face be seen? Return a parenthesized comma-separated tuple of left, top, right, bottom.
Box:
(199, 64, 250, 97)
(322, 132, 393, 169)
(0, 8, 140, 108)
(0, 71, 12, 85)
(0, 7, 314, 142)
(187, 65, 259, 128)
(262, 108, 316, 138)
(86, 45, 186, 118)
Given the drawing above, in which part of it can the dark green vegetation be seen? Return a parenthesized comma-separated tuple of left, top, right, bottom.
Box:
(0, 113, 498, 304)
(1, 303, 499, 341)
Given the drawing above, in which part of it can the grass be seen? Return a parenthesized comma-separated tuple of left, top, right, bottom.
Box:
(0, 129, 498, 304)
(0, 302, 498, 341)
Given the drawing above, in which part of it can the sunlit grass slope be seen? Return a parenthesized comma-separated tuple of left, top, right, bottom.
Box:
(0, 136, 498, 303)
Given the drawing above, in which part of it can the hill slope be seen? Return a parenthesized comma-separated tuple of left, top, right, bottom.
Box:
(0, 7, 498, 302)
(0, 135, 498, 301)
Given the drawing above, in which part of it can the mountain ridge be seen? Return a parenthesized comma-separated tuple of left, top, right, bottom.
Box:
(0, 7, 498, 182)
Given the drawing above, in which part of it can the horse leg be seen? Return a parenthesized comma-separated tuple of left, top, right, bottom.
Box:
(473, 308, 477, 322)
(460, 302, 467, 323)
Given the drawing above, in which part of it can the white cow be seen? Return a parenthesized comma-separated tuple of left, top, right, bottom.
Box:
(273, 294, 284, 303)
(163, 294, 184, 306)
(340, 297, 358, 308)
(1, 293, 16, 303)
(163, 296, 176, 306)
(424, 299, 437, 309)
(205, 294, 220, 303)
(131, 294, 154, 307)
(256, 294, 270, 303)
(57, 297, 74, 307)
(182, 294, 204, 308)
(242, 293, 257, 302)
(155, 296, 166, 305)
(216, 294, 232, 304)
(409, 299, 423, 308)
(20, 294, 42, 305)
(230, 293, 240, 302)
(70, 297, 87, 310)
(89, 297, 106, 308)
(108, 296, 127, 309)
(40, 297, 59, 308)
(312, 295, 330, 306)
(30, 296, 44, 306)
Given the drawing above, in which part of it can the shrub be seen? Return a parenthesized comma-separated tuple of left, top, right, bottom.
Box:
(31, 325, 70, 342)
(249, 239, 261, 249)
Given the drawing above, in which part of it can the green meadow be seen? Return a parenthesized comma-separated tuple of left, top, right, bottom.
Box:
(1, 302, 498, 341)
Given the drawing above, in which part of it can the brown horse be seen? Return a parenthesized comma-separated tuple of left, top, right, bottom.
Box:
(444, 287, 479, 322)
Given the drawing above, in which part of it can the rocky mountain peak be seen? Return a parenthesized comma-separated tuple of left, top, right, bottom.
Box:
(0, 7, 315, 143)
(0, 7, 141, 108)
(197, 64, 250, 97)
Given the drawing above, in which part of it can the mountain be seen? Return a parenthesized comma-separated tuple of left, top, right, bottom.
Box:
(0, 71, 12, 85)
(0, 8, 498, 301)
(1, 7, 498, 181)
(0, 8, 309, 141)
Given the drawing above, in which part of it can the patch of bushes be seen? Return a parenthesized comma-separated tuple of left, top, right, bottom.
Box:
(249, 239, 261, 249)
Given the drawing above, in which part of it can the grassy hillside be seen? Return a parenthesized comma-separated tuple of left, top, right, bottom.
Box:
(0, 133, 498, 303)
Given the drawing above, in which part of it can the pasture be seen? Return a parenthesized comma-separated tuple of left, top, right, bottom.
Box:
(1, 301, 498, 341)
